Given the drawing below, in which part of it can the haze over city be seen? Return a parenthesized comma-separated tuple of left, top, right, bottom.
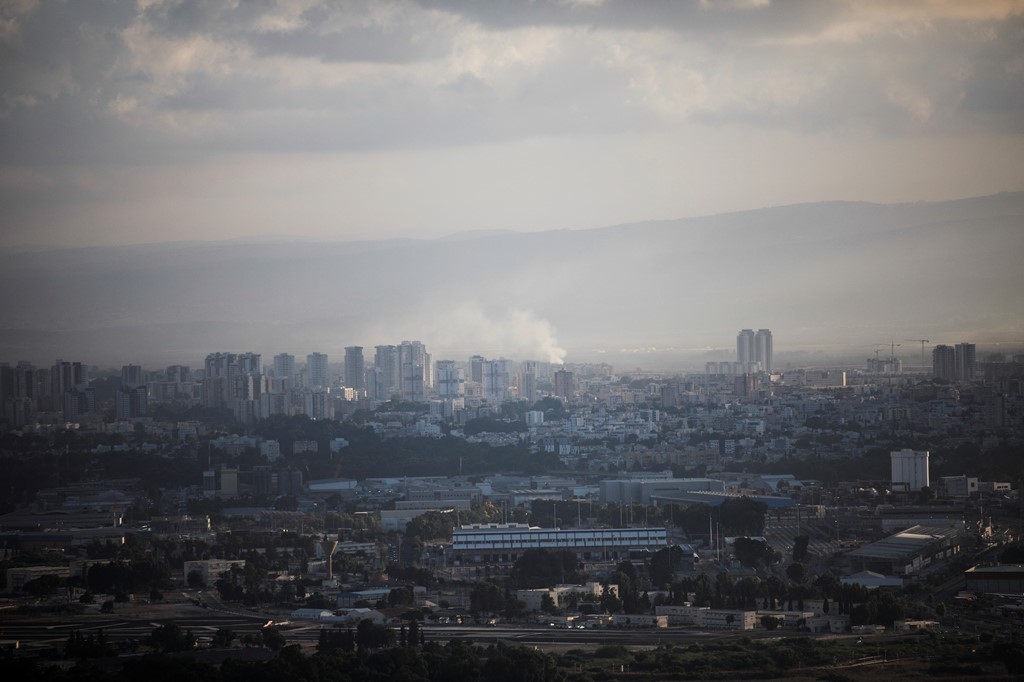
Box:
(6, 4, 1024, 678)
(1, 1, 1023, 363)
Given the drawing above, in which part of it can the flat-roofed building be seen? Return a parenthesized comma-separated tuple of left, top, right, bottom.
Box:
(5, 565, 71, 593)
(599, 478, 725, 506)
(449, 523, 667, 565)
(964, 565, 1024, 595)
(847, 525, 961, 576)
(654, 605, 757, 630)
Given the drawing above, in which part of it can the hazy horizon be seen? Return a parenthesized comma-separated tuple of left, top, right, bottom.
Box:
(1, 2, 1022, 368)
(1, 192, 1022, 370)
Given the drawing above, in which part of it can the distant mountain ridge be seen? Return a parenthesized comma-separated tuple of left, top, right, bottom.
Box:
(1, 192, 1022, 367)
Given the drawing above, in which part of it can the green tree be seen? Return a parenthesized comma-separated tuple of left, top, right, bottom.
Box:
(407, 618, 420, 647)
(733, 537, 773, 568)
(261, 626, 287, 651)
(212, 628, 236, 648)
(470, 581, 506, 613)
(148, 624, 196, 652)
(510, 549, 579, 589)
(786, 562, 810, 586)
(355, 619, 395, 650)
(388, 586, 414, 607)
(792, 535, 810, 562)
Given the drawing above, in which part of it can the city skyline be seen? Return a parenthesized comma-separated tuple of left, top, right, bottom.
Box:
(0, 320, 1020, 373)
(0, 3, 1022, 370)
(2, 3, 1024, 670)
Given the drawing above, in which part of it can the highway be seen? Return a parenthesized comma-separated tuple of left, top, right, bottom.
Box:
(2, 608, 815, 655)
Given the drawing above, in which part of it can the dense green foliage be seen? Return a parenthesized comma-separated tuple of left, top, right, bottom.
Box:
(404, 504, 503, 540)
(510, 549, 581, 589)
(6, 640, 564, 682)
(665, 498, 768, 537)
(732, 537, 774, 568)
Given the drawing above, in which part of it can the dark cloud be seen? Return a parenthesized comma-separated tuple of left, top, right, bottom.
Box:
(0, 0, 1021, 248)
(2, 0, 1021, 161)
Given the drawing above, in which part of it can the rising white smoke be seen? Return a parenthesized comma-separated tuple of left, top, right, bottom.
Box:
(382, 303, 567, 363)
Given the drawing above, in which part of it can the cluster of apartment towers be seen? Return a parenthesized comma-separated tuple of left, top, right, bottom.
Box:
(0, 346, 575, 427)
(266, 344, 569, 401)
(703, 329, 774, 377)
(195, 343, 573, 423)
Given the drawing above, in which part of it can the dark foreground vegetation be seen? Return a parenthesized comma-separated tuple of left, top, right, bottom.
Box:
(6, 631, 1024, 682)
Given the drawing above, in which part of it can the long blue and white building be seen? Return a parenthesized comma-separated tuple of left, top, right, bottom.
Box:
(448, 523, 668, 565)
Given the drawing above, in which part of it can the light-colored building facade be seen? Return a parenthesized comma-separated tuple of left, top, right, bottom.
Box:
(891, 449, 930, 492)
(449, 524, 667, 565)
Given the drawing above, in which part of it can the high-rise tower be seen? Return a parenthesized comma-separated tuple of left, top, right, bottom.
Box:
(374, 345, 400, 400)
(554, 369, 574, 399)
(273, 353, 296, 388)
(344, 346, 365, 391)
(754, 329, 773, 373)
(519, 361, 538, 403)
(306, 352, 329, 389)
(736, 329, 755, 365)
(436, 360, 465, 398)
(954, 343, 976, 382)
(398, 340, 430, 402)
(932, 345, 955, 380)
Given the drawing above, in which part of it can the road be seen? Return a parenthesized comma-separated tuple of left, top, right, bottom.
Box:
(0, 592, 270, 654)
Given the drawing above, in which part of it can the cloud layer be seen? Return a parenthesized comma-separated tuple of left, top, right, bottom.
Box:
(1, 1, 1023, 248)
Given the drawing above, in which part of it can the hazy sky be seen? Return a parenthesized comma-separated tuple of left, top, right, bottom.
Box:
(1, 0, 1023, 249)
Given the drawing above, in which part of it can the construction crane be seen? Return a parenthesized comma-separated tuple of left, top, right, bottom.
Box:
(905, 339, 930, 368)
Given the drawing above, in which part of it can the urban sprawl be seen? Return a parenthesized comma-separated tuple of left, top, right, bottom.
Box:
(3, 330, 1024, 678)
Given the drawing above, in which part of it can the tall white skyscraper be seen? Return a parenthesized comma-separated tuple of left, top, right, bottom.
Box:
(736, 328, 772, 372)
(306, 352, 329, 389)
(398, 340, 430, 402)
(481, 359, 511, 402)
(374, 345, 400, 400)
(519, 361, 538, 403)
(736, 329, 755, 365)
(754, 329, 773, 373)
(436, 360, 465, 398)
